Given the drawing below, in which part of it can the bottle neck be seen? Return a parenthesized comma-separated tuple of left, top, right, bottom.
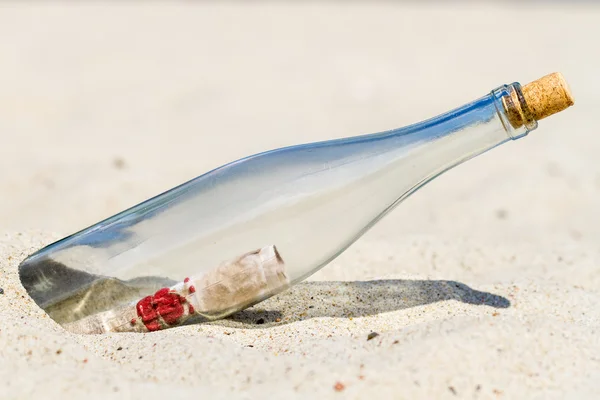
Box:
(334, 82, 543, 213)
(365, 82, 539, 153)
(369, 82, 538, 168)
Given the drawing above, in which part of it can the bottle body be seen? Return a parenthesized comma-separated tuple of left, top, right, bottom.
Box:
(19, 83, 535, 328)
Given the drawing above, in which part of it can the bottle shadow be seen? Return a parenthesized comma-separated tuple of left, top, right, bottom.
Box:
(206, 279, 510, 329)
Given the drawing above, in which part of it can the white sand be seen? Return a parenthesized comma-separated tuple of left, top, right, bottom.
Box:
(1, 3, 599, 399)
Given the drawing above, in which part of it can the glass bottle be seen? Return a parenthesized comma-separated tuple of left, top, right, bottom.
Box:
(19, 73, 574, 333)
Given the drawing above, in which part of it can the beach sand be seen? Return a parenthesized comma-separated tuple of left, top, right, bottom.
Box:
(1, 3, 599, 399)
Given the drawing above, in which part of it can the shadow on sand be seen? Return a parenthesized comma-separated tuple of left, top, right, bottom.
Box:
(207, 279, 510, 329)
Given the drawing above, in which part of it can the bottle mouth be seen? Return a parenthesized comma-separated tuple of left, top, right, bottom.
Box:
(502, 82, 538, 133)
(492, 83, 537, 140)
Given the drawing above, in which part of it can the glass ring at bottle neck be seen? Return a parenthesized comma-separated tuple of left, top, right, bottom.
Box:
(492, 83, 538, 140)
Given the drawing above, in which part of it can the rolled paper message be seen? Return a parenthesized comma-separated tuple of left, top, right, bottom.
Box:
(64, 245, 289, 334)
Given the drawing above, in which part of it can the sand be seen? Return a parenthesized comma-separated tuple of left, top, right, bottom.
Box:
(1, 3, 599, 399)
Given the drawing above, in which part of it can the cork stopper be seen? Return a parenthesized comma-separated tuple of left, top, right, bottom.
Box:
(503, 72, 574, 129)
(522, 72, 574, 121)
